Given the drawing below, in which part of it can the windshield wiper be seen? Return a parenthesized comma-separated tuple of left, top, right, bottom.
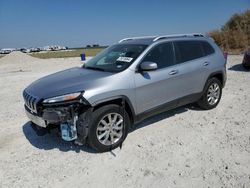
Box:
(84, 66, 105, 72)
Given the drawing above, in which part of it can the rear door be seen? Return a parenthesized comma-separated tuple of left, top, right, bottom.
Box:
(173, 40, 208, 95)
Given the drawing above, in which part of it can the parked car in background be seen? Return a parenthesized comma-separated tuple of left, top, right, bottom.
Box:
(23, 33, 227, 152)
(42, 45, 67, 51)
(0, 48, 15, 54)
(20, 48, 30, 53)
(30, 48, 40, 53)
(242, 48, 250, 68)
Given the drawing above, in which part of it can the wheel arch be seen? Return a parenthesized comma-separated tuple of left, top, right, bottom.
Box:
(207, 71, 225, 87)
(91, 96, 136, 125)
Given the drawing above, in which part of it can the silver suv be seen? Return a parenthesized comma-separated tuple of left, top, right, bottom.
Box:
(23, 33, 227, 152)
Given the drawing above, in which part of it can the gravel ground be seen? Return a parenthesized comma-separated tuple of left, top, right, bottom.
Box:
(0, 52, 249, 188)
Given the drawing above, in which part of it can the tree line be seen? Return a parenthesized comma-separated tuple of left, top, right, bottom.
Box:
(209, 9, 250, 53)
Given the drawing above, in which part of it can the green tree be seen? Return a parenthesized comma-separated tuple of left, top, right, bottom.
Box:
(209, 9, 250, 53)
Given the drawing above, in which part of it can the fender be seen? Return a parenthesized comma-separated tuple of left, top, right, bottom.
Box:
(206, 71, 225, 88)
(91, 95, 136, 124)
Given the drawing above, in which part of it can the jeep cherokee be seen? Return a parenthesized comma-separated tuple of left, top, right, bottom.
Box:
(23, 33, 227, 152)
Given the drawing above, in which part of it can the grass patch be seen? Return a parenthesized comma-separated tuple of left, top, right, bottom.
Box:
(30, 47, 106, 59)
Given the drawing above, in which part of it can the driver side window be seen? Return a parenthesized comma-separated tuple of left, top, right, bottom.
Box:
(143, 42, 175, 69)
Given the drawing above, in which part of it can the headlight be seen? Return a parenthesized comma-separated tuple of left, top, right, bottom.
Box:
(43, 92, 81, 103)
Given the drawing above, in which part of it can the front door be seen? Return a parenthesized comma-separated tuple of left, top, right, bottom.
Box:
(134, 42, 182, 114)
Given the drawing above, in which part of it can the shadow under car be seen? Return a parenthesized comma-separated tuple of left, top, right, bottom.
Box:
(22, 104, 198, 152)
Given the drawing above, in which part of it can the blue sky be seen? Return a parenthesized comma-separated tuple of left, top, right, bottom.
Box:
(0, 0, 249, 48)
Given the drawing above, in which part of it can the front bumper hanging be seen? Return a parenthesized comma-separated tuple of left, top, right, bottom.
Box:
(25, 103, 92, 144)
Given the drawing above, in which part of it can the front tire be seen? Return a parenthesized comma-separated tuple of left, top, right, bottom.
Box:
(197, 77, 222, 110)
(87, 104, 130, 152)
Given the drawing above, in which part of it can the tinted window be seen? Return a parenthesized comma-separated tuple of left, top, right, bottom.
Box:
(174, 41, 204, 63)
(201, 41, 215, 55)
(143, 42, 175, 69)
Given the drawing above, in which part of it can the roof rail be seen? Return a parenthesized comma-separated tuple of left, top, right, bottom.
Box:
(119, 36, 156, 43)
(153, 33, 204, 42)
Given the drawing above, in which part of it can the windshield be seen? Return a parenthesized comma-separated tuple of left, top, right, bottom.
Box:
(83, 44, 148, 72)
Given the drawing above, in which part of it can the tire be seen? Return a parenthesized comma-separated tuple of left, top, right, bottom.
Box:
(242, 63, 250, 69)
(87, 104, 130, 152)
(197, 77, 222, 110)
(242, 62, 247, 68)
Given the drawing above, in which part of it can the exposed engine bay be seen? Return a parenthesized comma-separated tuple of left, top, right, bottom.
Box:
(27, 100, 92, 145)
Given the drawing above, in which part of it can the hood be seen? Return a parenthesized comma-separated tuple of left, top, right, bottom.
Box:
(25, 67, 113, 99)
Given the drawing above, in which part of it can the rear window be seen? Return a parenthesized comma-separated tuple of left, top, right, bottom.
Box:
(174, 41, 204, 63)
(201, 41, 215, 55)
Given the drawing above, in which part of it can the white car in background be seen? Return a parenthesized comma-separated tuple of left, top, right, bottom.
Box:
(0, 48, 15, 54)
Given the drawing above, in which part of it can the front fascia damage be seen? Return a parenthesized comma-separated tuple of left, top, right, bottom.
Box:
(34, 97, 93, 144)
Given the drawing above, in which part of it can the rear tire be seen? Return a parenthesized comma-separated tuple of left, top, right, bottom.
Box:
(197, 77, 222, 110)
(242, 63, 250, 69)
(87, 104, 130, 152)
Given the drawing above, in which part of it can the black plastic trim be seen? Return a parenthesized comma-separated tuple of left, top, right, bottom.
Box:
(92, 95, 136, 123)
(207, 71, 225, 88)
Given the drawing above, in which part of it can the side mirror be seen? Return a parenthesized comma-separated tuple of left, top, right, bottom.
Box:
(139, 61, 158, 71)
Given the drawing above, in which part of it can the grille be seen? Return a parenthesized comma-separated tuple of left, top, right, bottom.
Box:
(23, 90, 38, 113)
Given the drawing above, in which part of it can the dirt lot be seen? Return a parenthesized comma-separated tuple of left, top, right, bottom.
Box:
(0, 52, 249, 188)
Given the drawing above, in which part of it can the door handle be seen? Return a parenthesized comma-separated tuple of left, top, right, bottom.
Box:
(203, 62, 210, 66)
(169, 70, 178, 75)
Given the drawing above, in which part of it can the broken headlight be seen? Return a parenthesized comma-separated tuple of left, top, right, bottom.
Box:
(43, 92, 82, 103)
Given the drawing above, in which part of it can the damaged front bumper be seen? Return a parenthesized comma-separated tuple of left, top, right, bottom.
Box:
(24, 99, 92, 144)
(24, 104, 76, 128)
(25, 107, 47, 128)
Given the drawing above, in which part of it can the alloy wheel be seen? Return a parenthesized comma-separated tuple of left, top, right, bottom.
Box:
(96, 113, 123, 146)
(207, 83, 220, 105)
